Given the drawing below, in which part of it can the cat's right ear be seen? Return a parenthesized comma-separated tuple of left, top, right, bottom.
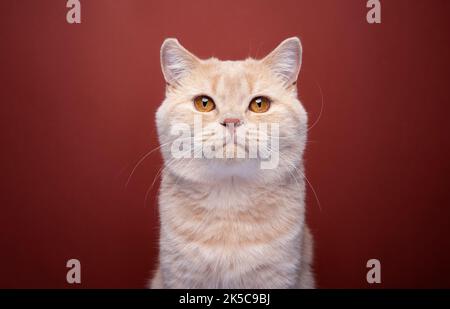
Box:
(160, 38, 200, 86)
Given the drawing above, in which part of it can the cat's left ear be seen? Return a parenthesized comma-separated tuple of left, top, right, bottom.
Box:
(262, 37, 302, 86)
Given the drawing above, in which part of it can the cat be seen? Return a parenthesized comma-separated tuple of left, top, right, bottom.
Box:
(150, 37, 315, 288)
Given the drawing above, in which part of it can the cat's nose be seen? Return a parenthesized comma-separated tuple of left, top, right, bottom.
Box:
(221, 118, 242, 127)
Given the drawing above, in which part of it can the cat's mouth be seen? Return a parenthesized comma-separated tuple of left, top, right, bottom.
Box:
(219, 140, 247, 156)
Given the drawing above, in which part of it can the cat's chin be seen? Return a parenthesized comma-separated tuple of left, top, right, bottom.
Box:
(166, 157, 281, 184)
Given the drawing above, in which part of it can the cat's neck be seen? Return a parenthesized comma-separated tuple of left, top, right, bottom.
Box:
(160, 168, 305, 215)
(164, 168, 296, 189)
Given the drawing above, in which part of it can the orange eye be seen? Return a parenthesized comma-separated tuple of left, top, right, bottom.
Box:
(194, 95, 215, 112)
(249, 96, 270, 113)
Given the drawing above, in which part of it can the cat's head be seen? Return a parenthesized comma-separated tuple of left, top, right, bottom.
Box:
(156, 37, 307, 184)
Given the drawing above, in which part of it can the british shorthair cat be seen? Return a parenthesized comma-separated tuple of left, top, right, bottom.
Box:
(150, 37, 315, 288)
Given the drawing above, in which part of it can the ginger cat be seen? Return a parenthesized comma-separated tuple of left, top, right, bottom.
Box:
(151, 37, 315, 288)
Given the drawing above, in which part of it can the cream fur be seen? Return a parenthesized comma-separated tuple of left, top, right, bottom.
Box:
(150, 37, 315, 288)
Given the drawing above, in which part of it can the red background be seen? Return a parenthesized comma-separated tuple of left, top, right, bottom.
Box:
(1, 0, 449, 288)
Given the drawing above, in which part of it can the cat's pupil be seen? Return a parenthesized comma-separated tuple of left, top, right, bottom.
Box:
(202, 98, 208, 107)
(256, 98, 262, 108)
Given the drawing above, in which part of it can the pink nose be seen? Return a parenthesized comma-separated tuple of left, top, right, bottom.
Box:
(222, 118, 241, 126)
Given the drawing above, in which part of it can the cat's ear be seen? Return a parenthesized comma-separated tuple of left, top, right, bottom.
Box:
(160, 38, 200, 85)
(262, 37, 302, 86)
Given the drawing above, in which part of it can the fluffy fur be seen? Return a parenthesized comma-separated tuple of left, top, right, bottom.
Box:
(150, 37, 315, 288)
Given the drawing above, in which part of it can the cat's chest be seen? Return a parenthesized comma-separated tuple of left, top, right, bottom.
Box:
(161, 185, 303, 249)
(159, 179, 304, 288)
(160, 215, 302, 288)
(160, 178, 302, 241)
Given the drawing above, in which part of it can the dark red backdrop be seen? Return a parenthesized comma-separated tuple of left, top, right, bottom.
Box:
(1, 0, 449, 288)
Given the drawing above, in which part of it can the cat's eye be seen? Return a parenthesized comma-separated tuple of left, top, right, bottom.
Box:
(249, 96, 271, 113)
(193, 95, 215, 112)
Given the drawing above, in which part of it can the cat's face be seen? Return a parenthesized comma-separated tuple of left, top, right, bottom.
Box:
(156, 38, 307, 184)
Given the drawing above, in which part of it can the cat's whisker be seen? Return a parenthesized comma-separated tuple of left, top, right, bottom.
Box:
(125, 138, 190, 188)
(144, 154, 185, 206)
(172, 146, 204, 187)
(127, 133, 213, 189)
(298, 168, 322, 211)
(260, 144, 322, 212)
(255, 130, 306, 140)
(278, 151, 322, 212)
(307, 80, 324, 132)
(144, 145, 204, 206)
(244, 129, 306, 141)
